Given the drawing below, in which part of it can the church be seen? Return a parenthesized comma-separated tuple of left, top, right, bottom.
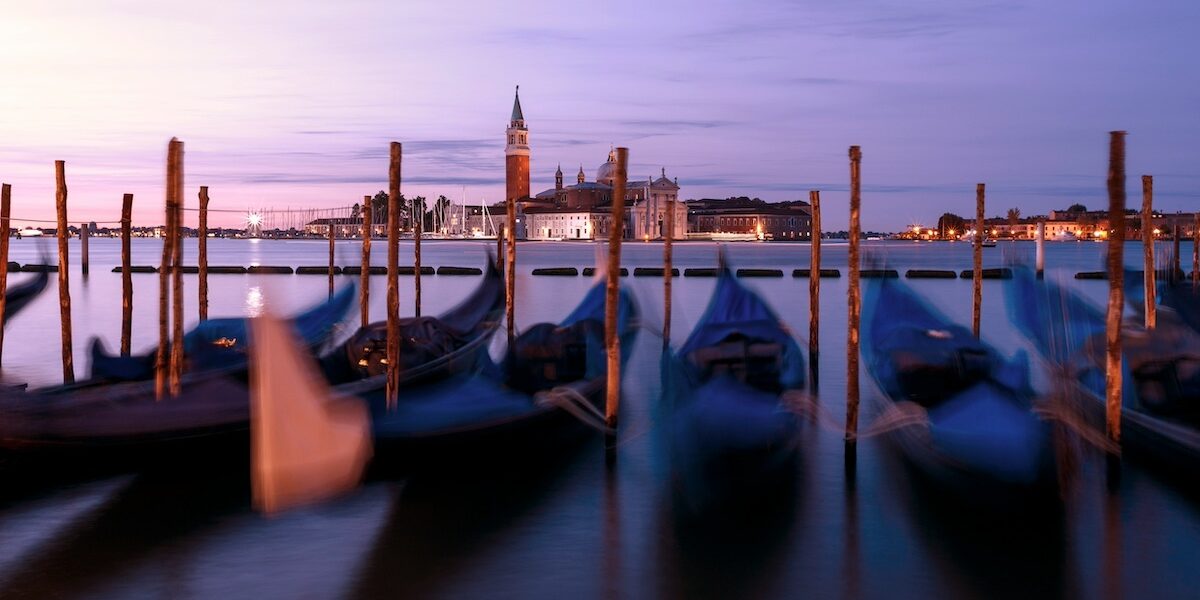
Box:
(504, 87, 687, 240)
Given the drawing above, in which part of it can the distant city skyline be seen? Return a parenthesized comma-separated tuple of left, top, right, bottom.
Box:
(2, 1, 1197, 230)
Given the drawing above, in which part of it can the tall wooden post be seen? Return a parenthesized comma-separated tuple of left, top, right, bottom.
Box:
(169, 140, 184, 397)
(1036, 222, 1046, 279)
(505, 197, 517, 347)
(0, 184, 10, 366)
(121, 194, 133, 355)
(328, 210, 336, 298)
(414, 199, 422, 317)
(846, 146, 862, 445)
(385, 142, 402, 409)
(55, 161, 75, 384)
(80, 223, 89, 276)
(808, 190, 821, 389)
(605, 147, 629, 452)
(198, 186, 209, 320)
(360, 194, 371, 328)
(1141, 176, 1155, 329)
(496, 227, 504, 270)
(973, 184, 984, 338)
(1105, 131, 1127, 447)
(662, 198, 673, 350)
(1193, 213, 1199, 288)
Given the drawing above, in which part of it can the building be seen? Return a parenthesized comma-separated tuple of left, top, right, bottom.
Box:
(303, 217, 385, 237)
(685, 198, 812, 241)
(504, 87, 687, 240)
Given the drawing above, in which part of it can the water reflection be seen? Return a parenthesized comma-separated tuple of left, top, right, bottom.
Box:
(245, 286, 264, 317)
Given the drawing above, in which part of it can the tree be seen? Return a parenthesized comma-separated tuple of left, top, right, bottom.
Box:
(937, 212, 966, 239)
(351, 203, 360, 220)
(1006, 207, 1020, 228)
(1067, 203, 1087, 213)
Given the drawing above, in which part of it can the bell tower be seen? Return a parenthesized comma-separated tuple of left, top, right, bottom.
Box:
(505, 86, 530, 202)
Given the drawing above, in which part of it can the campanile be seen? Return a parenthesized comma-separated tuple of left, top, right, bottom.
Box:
(505, 86, 530, 202)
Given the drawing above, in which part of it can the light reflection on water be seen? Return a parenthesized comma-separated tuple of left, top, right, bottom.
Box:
(0, 238, 1198, 598)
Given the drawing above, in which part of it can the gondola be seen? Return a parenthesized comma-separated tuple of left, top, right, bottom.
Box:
(87, 283, 359, 383)
(662, 268, 804, 514)
(1123, 268, 1200, 335)
(2, 269, 49, 324)
(863, 272, 1056, 508)
(1007, 266, 1200, 475)
(0, 261, 504, 472)
(357, 276, 638, 474)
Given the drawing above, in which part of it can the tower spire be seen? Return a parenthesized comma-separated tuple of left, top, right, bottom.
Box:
(511, 85, 525, 123)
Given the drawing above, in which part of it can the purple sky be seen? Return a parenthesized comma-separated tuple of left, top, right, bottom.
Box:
(2, 0, 1197, 230)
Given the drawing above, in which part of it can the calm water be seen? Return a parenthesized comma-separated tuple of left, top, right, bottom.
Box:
(1, 238, 1198, 599)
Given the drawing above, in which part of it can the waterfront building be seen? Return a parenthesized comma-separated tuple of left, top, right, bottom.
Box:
(685, 197, 812, 241)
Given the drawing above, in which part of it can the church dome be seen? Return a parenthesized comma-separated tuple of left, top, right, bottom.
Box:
(595, 148, 617, 185)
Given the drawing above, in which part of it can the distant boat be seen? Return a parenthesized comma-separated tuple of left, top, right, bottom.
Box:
(17, 227, 42, 237)
(1052, 231, 1078, 242)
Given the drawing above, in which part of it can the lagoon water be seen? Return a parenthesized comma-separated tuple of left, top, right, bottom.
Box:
(2, 238, 1199, 599)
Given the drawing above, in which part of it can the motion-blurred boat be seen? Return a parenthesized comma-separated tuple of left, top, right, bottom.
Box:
(663, 268, 804, 514)
(2, 270, 49, 324)
(1007, 266, 1200, 475)
(0, 261, 503, 472)
(863, 272, 1057, 508)
(356, 276, 638, 474)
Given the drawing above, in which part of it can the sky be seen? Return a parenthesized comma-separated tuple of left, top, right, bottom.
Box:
(1, 0, 1197, 230)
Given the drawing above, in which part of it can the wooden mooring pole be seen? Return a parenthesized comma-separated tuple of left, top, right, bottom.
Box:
(1036, 222, 1045, 279)
(1141, 176, 1155, 328)
(846, 146, 862, 449)
(973, 184, 985, 338)
(361, 194, 371, 328)
(1173, 225, 1181, 284)
(80, 223, 89, 276)
(662, 198, 674, 351)
(121, 193, 133, 355)
(1104, 131, 1127, 451)
(414, 200, 422, 317)
(505, 198, 516, 348)
(198, 186, 209, 320)
(808, 190, 821, 390)
(168, 140, 184, 397)
(328, 209, 336, 298)
(605, 147, 629, 455)
(385, 142, 402, 409)
(198, 187, 210, 321)
(0, 184, 10, 366)
(55, 161, 75, 384)
(1194, 213, 1199, 288)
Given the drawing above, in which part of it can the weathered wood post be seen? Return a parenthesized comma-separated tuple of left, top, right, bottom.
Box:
(121, 194, 133, 355)
(496, 226, 504, 271)
(198, 186, 209, 320)
(1036, 221, 1046, 279)
(1105, 131, 1127, 450)
(506, 196, 517, 348)
(169, 140, 184, 397)
(1141, 175, 1155, 329)
(808, 190, 821, 389)
(328, 209, 336, 298)
(156, 141, 181, 399)
(1194, 213, 1199, 288)
(0, 184, 10, 365)
(360, 194, 371, 328)
(846, 146, 862, 448)
(80, 223, 89, 276)
(973, 184, 984, 338)
(385, 142, 402, 409)
(414, 199, 422, 317)
(662, 198, 674, 351)
(606, 147, 629, 455)
(55, 161, 75, 384)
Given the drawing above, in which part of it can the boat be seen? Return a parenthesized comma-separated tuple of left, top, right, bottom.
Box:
(2, 270, 49, 324)
(862, 272, 1057, 508)
(85, 283, 359, 383)
(1006, 266, 1200, 476)
(663, 268, 805, 514)
(0, 260, 504, 472)
(16, 228, 42, 238)
(357, 275, 638, 474)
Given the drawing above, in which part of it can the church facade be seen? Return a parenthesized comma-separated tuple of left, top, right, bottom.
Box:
(503, 88, 687, 241)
